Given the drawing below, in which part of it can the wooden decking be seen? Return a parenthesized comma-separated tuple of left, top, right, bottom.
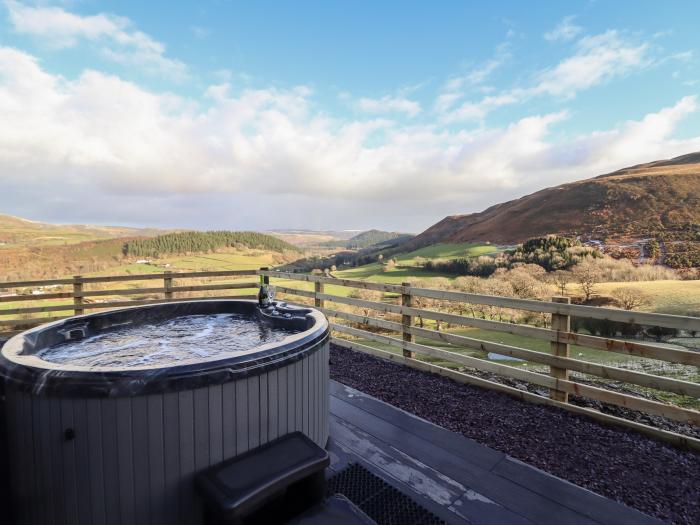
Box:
(327, 380, 664, 525)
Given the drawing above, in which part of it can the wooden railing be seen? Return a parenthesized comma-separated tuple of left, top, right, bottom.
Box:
(0, 270, 259, 336)
(1, 268, 699, 449)
(259, 270, 700, 451)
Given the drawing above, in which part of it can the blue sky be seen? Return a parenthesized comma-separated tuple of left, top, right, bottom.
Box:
(1, 1, 699, 232)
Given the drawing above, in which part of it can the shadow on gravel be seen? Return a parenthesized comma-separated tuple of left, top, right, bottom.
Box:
(329, 343, 700, 525)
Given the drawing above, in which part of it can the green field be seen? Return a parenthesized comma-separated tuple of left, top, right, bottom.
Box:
(333, 242, 500, 283)
(590, 280, 700, 316)
(395, 242, 502, 263)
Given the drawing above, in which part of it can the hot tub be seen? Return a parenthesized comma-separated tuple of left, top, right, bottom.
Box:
(0, 299, 329, 525)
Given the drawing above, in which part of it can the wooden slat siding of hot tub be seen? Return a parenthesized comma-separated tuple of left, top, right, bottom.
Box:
(3, 341, 329, 525)
(277, 365, 288, 437)
(162, 391, 181, 525)
(221, 382, 237, 460)
(147, 395, 166, 524)
(248, 375, 261, 450)
(303, 353, 310, 439)
(69, 398, 84, 522)
(193, 388, 210, 473)
(260, 373, 269, 446)
(102, 398, 121, 525)
(209, 384, 224, 466)
(296, 358, 304, 436)
(131, 398, 149, 522)
(268, 368, 279, 441)
(177, 389, 196, 523)
(85, 399, 106, 525)
(235, 379, 249, 456)
(286, 361, 295, 435)
(74, 399, 93, 525)
(37, 399, 54, 523)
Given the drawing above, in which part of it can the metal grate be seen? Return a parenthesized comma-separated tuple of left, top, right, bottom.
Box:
(327, 463, 445, 525)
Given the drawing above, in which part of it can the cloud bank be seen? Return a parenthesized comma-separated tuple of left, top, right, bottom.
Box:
(5, 1, 187, 79)
(0, 3, 699, 231)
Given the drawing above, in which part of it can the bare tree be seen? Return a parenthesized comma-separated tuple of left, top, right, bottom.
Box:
(383, 259, 397, 272)
(573, 260, 602, 302)
(349, 288, 382, 319)
(611, 287, 650, 310)
(551, 270, 572, 296)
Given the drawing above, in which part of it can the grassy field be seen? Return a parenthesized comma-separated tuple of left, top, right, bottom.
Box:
(394, 242, 502, 264)
(334, 263, 449, 283)
(332, 242, 499, 283)
(589, 280, 700, 316)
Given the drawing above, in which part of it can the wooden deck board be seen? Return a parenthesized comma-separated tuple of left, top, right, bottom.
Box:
(329, 380, 664, 525)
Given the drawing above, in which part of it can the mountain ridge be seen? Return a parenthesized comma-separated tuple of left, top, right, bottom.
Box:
(406, 152, 700, 250)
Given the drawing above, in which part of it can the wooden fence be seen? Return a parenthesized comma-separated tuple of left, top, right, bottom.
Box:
(0, 270, 259, 337)
(258, 270, 700, 451)
(1, 268, 699, 449)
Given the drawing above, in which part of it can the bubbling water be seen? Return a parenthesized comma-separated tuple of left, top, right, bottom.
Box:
(36, 313, 297, 368)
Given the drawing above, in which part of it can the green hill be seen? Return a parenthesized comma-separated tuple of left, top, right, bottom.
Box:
(123, 231, 300, 258)
(323, 229, 414, 250)
(406, 152, 700, 249)
(0, 213, 165, 247)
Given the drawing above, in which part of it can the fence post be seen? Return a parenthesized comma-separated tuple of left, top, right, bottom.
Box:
(73, 275, 84, 316)
(549, 296, 571, 402)
(261, 267, 270, 285)
(164, 271, 173, 300)
(314, 281, 324, 308)
(401, 282, 415, 358)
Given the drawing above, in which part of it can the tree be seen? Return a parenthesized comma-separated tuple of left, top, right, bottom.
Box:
(573, 260, 602, 302)
(644, 239, 660, 260)
(383, 259, 397, 272)
(551, 270, 572, 296)
(611, 287, 650, 310)
(348, 289, 382, 318)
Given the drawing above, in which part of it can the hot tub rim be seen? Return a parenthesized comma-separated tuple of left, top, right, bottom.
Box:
(0, 299, 329, 398)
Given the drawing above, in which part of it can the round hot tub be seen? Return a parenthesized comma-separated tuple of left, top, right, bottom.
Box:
(0, 300, 329, 525)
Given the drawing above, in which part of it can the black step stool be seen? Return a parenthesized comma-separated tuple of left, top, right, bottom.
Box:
(196, 432, 329, 525)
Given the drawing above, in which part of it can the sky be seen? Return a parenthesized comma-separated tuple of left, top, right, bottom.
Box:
(1, 1, 700, 233)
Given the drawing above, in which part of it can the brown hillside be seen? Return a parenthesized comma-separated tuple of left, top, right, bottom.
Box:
(408, 153, 700, 248)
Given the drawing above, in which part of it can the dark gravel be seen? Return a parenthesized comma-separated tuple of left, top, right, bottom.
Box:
(444, 367, 700, 439)
(330, 343, 700, 525)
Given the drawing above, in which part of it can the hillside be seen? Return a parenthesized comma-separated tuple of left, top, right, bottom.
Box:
(0, 213, 165, 247)
(407, 152, 700, 249)
(268, 229, 360, 247)
(323, 229, 414, 250)
(0, 215, 302, 281)
(123, 231, 300, 257)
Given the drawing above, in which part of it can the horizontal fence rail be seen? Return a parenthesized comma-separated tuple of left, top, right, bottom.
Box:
(2, 268, 699, 449)
(0, 270, 259, 335)
(258, 270, 700, 450)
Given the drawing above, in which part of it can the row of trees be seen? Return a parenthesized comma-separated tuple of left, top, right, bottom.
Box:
(421, 236, 602, 277)
(333, 264, 652, 338)
(123, 231, 299, 258)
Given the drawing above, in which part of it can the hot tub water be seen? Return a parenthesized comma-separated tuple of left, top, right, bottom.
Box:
(37, 313, 298, 368)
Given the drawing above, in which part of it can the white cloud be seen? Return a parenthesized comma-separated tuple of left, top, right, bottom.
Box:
(544, 16, 582, 42)
(357, 95, 421, 117)
(532, 31, 649, 97)
(4, 1, 187, 79)
(1, 46, 699, 231)
(435, 42, 510, 113)
(442, 30, 649, 122)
